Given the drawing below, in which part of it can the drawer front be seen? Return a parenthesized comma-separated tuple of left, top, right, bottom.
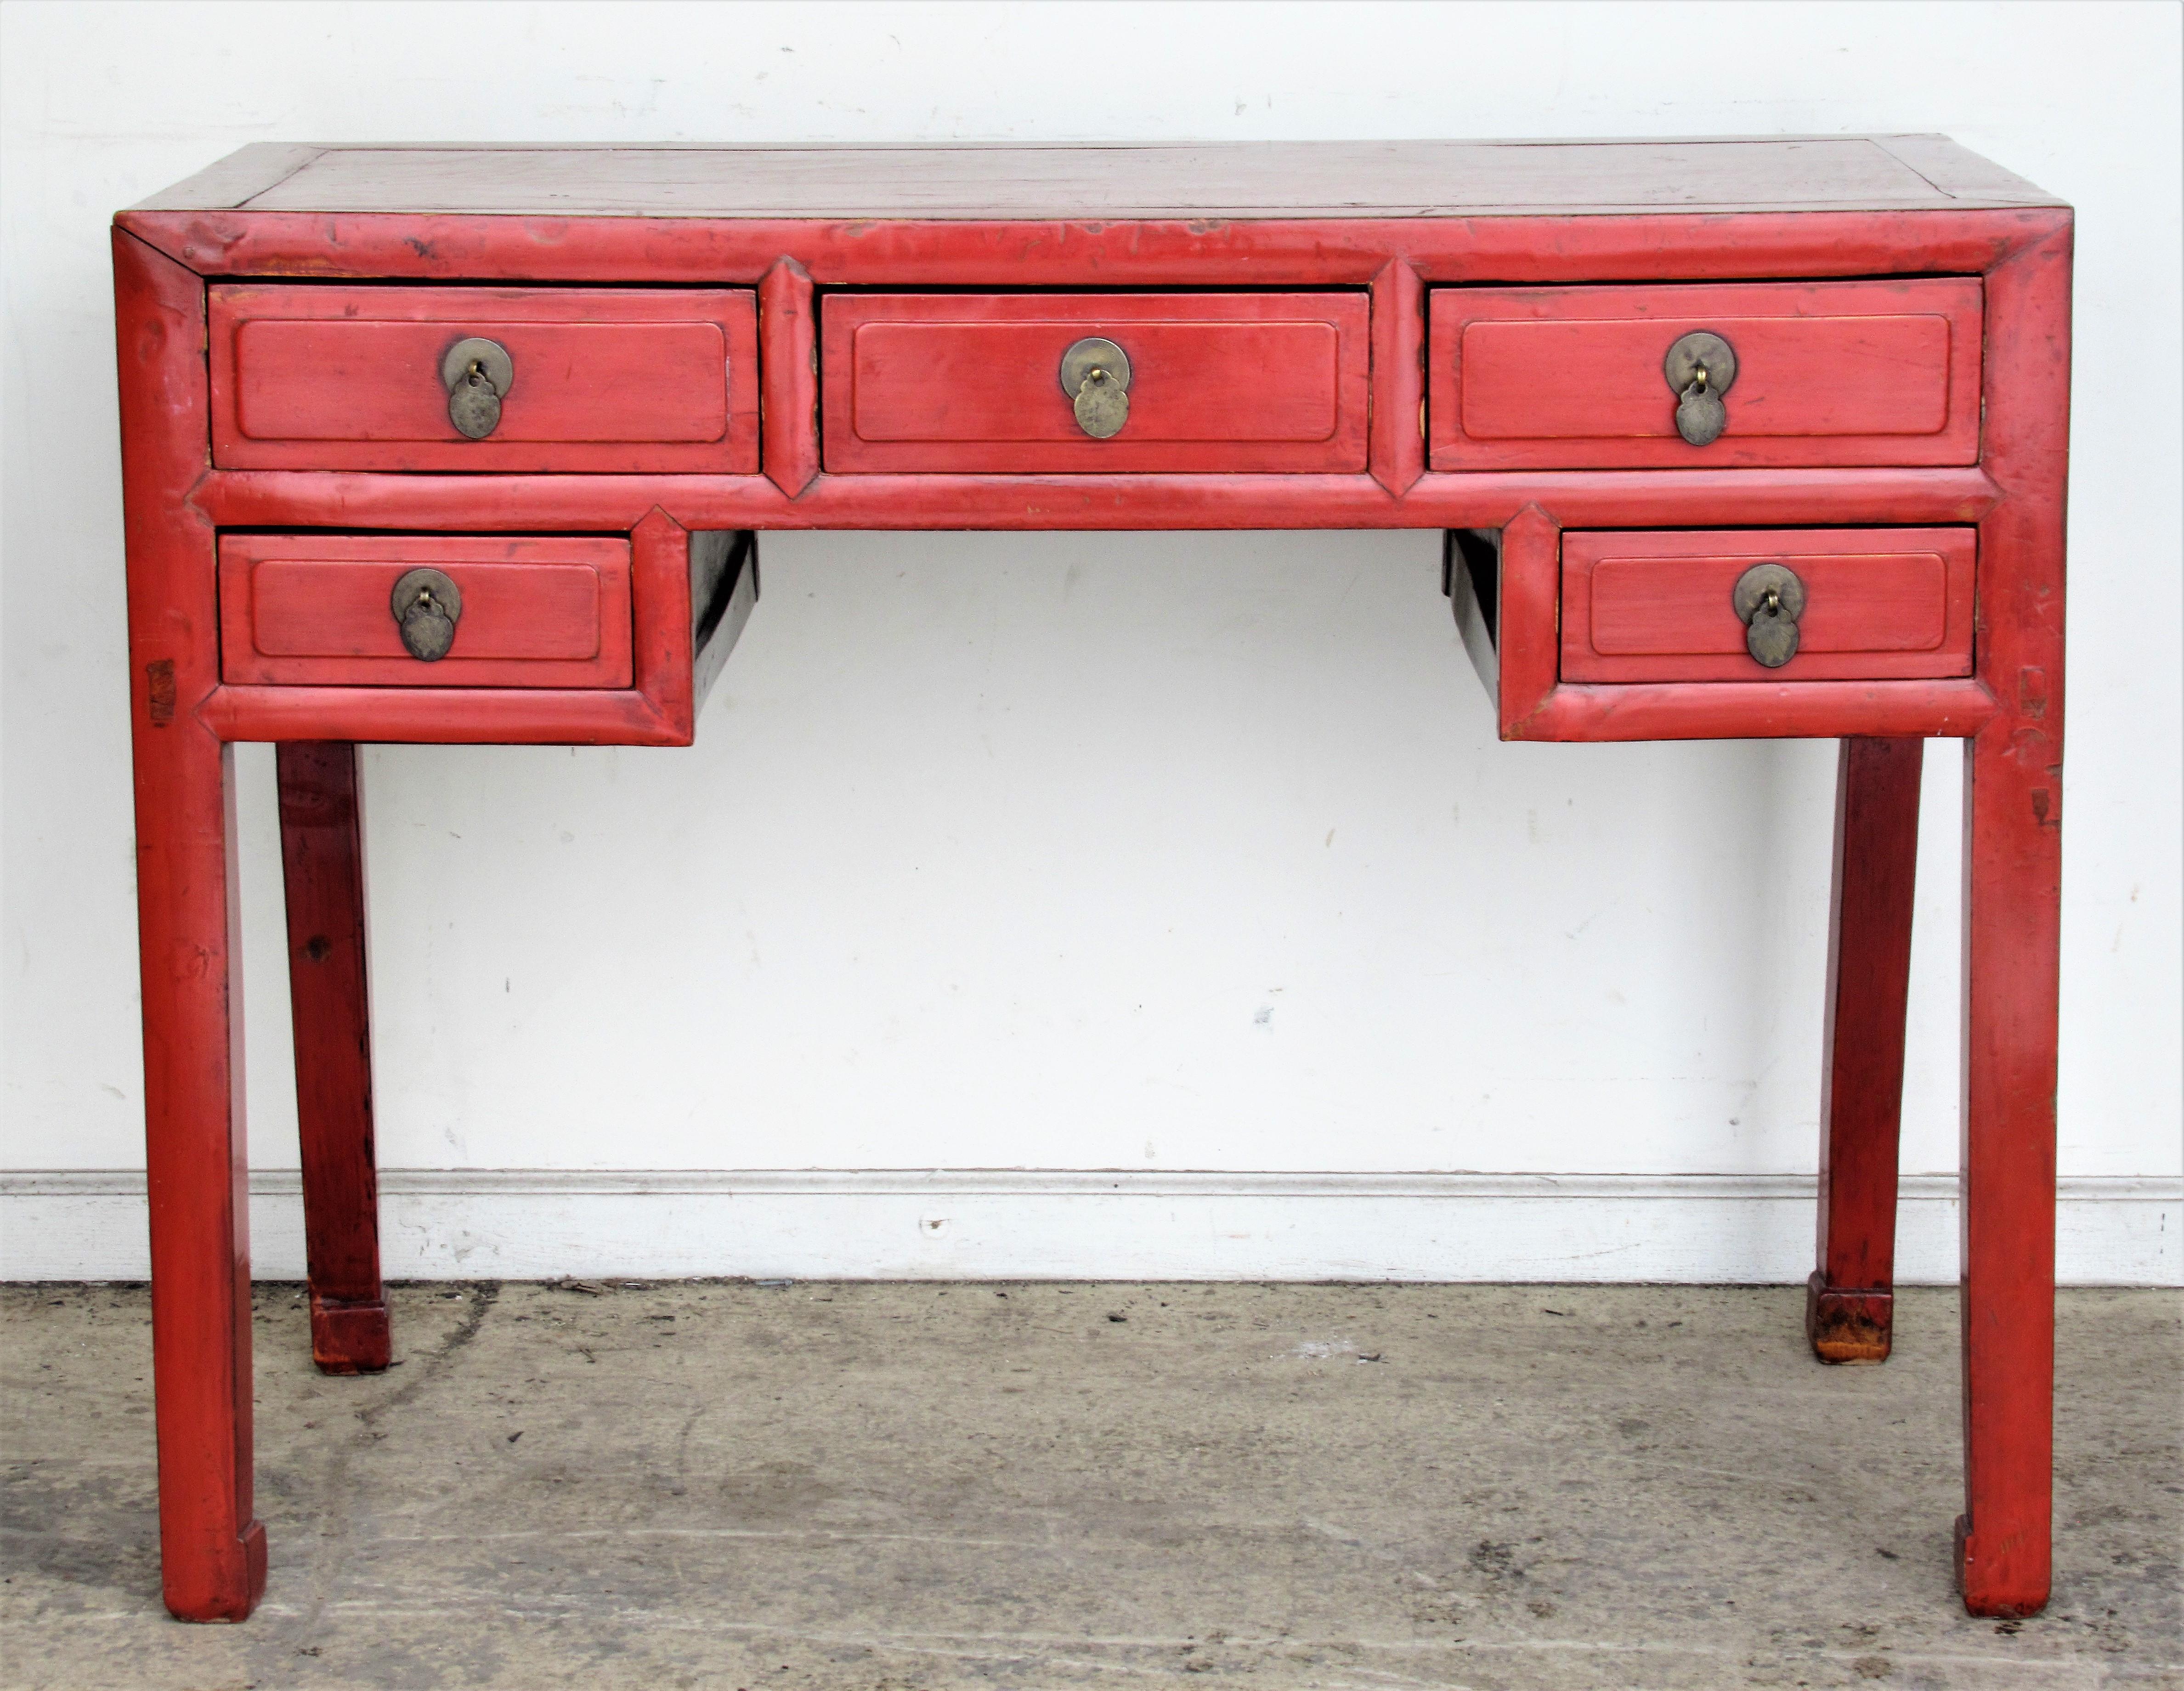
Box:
(1561, 528, 1975, 683)
(1431, 281, 1982, 470)
(210, 287, 758, 472)
(821, 293, 1370, 473)
(219, 535, 634, 688)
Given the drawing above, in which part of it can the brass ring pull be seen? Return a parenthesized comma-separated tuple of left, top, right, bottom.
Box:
(1733, 563, 1805, 668)
(1060, 337, 1132, 438)
(441, 336, 513, 440)
(1664, 331, 1738, 447)
(390, 567, 463, 662)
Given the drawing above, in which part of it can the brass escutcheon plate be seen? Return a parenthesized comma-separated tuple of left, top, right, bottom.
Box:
(1059, 337, 1131, 396)
(440, 336, 514, 397)
(1731, 561, 1805, 626)
(1663, 330, 1737, 396)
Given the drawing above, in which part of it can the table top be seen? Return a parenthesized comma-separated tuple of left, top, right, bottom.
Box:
(136, 136, 2061, 221)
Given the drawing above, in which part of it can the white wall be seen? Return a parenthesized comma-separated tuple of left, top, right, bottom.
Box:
(3, 1, 2178, 1281)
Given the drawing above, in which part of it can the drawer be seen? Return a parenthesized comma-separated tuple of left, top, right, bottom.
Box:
(210, 287, 758, 473)
(219, 535, 634, 688)
(820, 293, 1370, 473)
(1430, 280, 1982, 469)
(1560, 528, 1975, 683)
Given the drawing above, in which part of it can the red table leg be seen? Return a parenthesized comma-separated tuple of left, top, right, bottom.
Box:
(135, 735, 268, 1621)
(1955, 721, 2060, 1617)
(1951, 213, 2067, 1620)
(119, 226, 267, 1623)
(277, 742, 390, 1374)
(1809, 736, 1924, 1363)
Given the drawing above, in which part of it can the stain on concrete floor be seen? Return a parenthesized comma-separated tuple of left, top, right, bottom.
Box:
(2, 1282, 2178, 1690)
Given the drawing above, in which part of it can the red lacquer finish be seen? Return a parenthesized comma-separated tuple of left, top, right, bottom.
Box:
(209, 285, 758, 473)
(192, 463, 2004, 536)
(1809, 736, 1926, 1365)
(219, 533, 633, 688)
(1491, 507, 1997, 741)
(276, 742, 390, 1374)
(1429, 280, 1984, 470)
(1369, 260, 1427, 498)
(115, 227, 267, 1623)
(759, 257, 820, 499)
(820, 292, 1371, 474)
(1560, 527, 1975, 684)
(110, 141, 2070, 1624)
(204, 512, 695, 747)
(1952, 216, 2071, 1621)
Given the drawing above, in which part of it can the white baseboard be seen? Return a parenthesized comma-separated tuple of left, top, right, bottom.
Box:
(1, 1170, 2175, 1284)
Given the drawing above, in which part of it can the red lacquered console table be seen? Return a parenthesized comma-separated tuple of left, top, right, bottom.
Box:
(111, 139, 2069, 1622)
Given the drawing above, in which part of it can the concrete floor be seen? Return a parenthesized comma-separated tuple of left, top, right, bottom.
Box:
(1, 1283, 2177, 1691)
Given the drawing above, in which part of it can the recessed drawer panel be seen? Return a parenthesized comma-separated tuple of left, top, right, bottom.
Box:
(219, 535, 634, 688)
(1561, 528, 1975, 683)
(820, 293, 1370, 473)
(1431, 281, 1982, 469)
(210, 287, 758, 472)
